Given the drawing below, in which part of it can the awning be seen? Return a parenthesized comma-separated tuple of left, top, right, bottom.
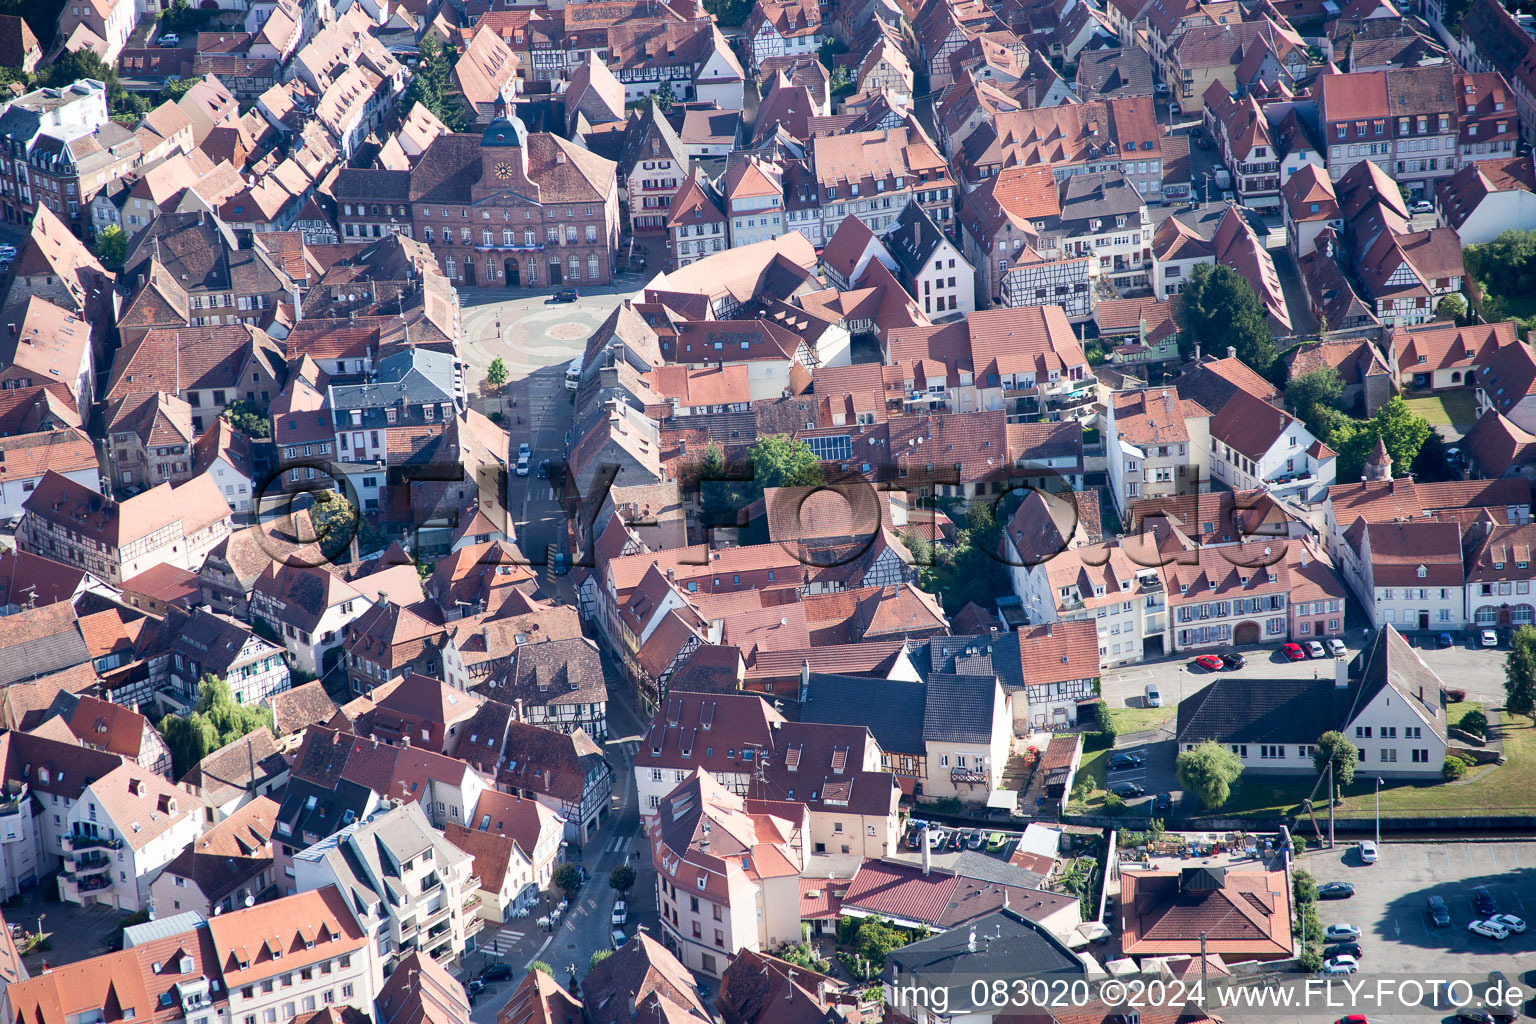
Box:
(985, 789, 1019, 810)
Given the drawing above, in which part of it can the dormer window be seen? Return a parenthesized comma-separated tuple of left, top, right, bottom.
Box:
(1417, 565, 1428, 578)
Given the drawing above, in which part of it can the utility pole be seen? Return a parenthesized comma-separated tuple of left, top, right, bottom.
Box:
(1327, 759, 1335, 849)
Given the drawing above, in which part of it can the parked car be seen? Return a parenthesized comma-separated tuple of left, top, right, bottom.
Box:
(1358, 840, 1377, 864)
(1412, 200, 1435, 214)
(611, 927, 628, 948)
(1155, 82, 1169, 94)
(987, 832, 1007, 852)
(482, 963, 514, 982)
(1489, 913, 1527, 933)
(1326, 638, 1346, 657)
(1192, 655, 1222, 672)
(158, 32, 180, 46)
(1482, 629, 1500, 648)
(612, 900, 628, 925)
(1437, 632, 1455, 648)
(1324, 923, 1362, 942)
(1145, 683, 1163, 705)
(1153, 792, 1172, 814)
(1108, 753, 1143, 770)
(1320, 955, 1359, 976)
(967, 830, 985, 850)
(1474, 886, 1499, 917)
(1324, 940, 1363, 959)
(927, 829, 946, 848)
(1456, 1007, 1499, 1024)
(1428, 895, 1452, 926)
(1318, 881, 1355, 899)
(1468, 919, 1510, 940)
(946, 829, 966, 850)
(554, 288, 579, 302)
(516, 453, 530, 476)
(1221, 652, 1246, 669)
(1282, 643, 1306, 661)
(1112, 782, 1145, 798)
(1307, 640, 1327, 658)
(467, 978, 486, 997)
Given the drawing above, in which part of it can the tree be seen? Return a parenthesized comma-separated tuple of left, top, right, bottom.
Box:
(1466, 230, 1536, 298)
(828, 64, 852, 95)
(403, 38, 469, 133)
(309, 490, 360, 559)
(1292, 867, 1317, 906)
(1505, 624, 1536, 719)
(609, 865, 636, 895)
(652, 79, 676, 113)
(551, 863, 583, 895)
(589, 950, 612, 968)
(1175, 740, 1244, 808)
(1285, 366, 1344, 437)
(749, 434, 823, 489)
(1312, 730, 1359, 791)
(41, 48, 146, 119)
(485, 357, 509, 393)
(159, 675, 275, 778)
(900, 527, 934, 567)
(531, 961, 554, 975)
(221, 399, 271, 439)
(91, 225, 127, 268)
(852, 917, 906, 961)
(1174, 263, 1276, 375)
(1372, 395, 1432, 477)
(1436, 294, 1467, 321)
(1458, 709, 1488, 737)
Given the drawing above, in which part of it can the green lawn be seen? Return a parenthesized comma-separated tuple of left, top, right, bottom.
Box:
(1403, 390, 1480, 427)
(1447, 700, 1484, 731)
(1109, 705, 1174, 736)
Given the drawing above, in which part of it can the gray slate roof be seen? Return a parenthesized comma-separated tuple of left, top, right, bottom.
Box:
(921, 672, 998, 744)
(801, 673, 927, 754)
(884, 908, 1083, 1002)
(329, 348, 456, 411)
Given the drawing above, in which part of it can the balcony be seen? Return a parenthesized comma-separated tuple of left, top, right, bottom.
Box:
(64, 873, 111, 896)
(951, 767, 989, 784)
(462, 893, 483, 914)
(67, 853, 112, 876)
(463, 915, 486, 937)
(420, 902, 453, 928)
(464, 875, 481, 892)
(61, 834, 122, 853)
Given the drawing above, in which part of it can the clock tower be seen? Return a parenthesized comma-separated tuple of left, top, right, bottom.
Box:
(475, 112, 537, 200)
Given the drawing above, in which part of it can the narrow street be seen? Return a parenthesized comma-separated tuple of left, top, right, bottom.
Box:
(468, 660, 655, 1022)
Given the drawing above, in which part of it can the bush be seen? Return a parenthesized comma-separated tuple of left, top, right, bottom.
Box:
(1301, 905, 1322, 945)
(1101, 792, 1125, 813)
(1299, 949, 1324, 973)
(1292, 868, 1317, 906)
(1446, 688, 1467, 702)
(1443, 755, 1471, 780)
(1291, 834, 1307, 857)
(531, 961, 554, 975)
(589, 950, 612, 968)
(1459, 710, 1488, 737)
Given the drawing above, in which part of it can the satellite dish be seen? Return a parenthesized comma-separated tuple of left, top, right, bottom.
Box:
(244, 895, 255, 907)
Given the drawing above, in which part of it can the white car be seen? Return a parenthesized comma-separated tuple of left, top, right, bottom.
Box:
(612, 900, 628, 925)
(1489, 913, 1527, 933)
(1468, 919, 1511, 940)
(516, 453, 530, 476)
(1145, 684, 1162, 707)
(1412, 200, 1435, 214)
(1320, 955, 1359, 976)
(1358, 840, 1378, 864)
(1482, 629, 1499, 648)
(1326, 638, 1346, 657)
(517, 442, 531, 458)
(927, 829, 946, 848)
(1324, 923, 1362, 942)
(1307, 640, 1326, 658)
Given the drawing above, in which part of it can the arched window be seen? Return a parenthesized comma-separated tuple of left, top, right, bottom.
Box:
(1476, 606, 1499, 624)
(1514, 604, 1534, 625)
(503, 229, 513, 246)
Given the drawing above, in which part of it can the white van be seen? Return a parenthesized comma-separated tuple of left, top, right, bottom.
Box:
(565, 354, 583, 390)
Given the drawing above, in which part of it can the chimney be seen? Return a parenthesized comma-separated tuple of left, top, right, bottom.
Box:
(1227, 345, 1236, 359)
(799, 658, 811, 701)
(1335, 657, 1349, 690)
(1300, 547, 1310, 567)
(921, 827, 932, 875)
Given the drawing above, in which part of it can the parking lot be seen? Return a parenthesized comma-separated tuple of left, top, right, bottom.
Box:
(1306, 841, 1536, 976)
(1103, 739, 1182, 813)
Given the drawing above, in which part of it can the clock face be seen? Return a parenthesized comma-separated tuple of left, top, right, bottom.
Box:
(493, 161, 513, 181)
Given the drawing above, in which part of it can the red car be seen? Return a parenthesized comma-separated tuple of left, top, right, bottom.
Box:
(1193, 654, 1224, 671)
(1282, 642, 1306, 661)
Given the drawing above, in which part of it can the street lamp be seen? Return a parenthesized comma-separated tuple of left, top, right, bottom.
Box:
(1374, 777, 1383, 846)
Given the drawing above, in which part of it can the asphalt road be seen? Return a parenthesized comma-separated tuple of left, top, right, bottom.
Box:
(470, 665, 655, 1023)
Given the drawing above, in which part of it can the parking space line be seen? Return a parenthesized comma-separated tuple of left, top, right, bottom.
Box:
(1516, 847, 1524, 869)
